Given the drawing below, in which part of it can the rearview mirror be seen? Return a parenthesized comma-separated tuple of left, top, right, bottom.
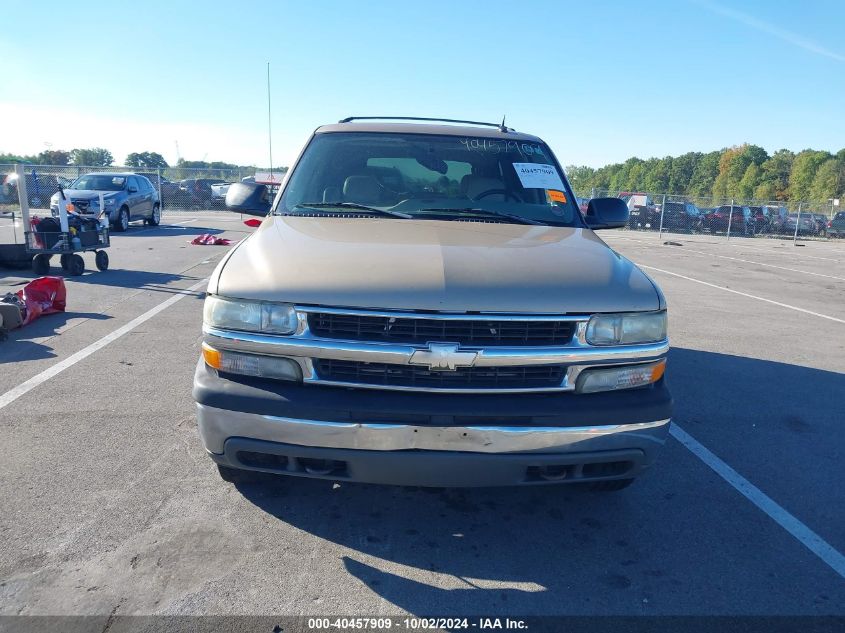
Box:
(585, 197, 629, 229)
(225, 182, 272, 216)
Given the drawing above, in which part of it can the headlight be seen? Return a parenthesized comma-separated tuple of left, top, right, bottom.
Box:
(203, 295, 298, 335)
(586, 311, 667, 345)
(202, 343, 301, 381)
(576, 360, 665, 394)
(104, 197, 116, 205)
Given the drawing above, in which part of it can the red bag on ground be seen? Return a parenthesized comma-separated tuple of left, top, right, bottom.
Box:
(190, 234, 234, 245)
(16, 276, 67, 326)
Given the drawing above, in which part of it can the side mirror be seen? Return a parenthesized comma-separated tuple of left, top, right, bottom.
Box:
(128, 186, 138, 193)
(585, 197, 629, 229)
(225, 182, 272, 216)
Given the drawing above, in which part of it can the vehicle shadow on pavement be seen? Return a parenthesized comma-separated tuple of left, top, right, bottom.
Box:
(68, 269, 202, 294)
(0, 311, 111, 362)
(228, 347, 845, 615)
(115, 225, 227, 237)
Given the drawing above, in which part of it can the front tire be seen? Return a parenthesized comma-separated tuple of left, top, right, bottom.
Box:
(113, 207, 129, 232)
(147, 204, 161, 226)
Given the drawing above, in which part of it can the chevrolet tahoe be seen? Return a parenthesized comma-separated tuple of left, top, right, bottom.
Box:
(193, 117, 672, 489)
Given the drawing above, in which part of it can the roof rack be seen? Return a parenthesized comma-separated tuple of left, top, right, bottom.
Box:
(337, 116, 514, 133)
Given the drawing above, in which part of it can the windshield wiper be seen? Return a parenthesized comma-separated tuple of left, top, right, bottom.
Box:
(290, 202, 412, 219)
(419, 207, 546, 226)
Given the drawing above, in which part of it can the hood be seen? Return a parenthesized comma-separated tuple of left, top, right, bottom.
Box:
(212, 217, 660, 313)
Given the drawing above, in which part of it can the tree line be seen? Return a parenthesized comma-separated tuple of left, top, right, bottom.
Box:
(5, 143, 842, 204)
(0, 148, 270, 172)
(565, 145, 845, 204)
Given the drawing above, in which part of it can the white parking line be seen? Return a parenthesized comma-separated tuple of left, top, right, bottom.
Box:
(0, 278, 207, 411)
(641, 265, 845, 324)
(603, 233, 845, 263)
(651, 246, 845, 282)
(720, 241, 845, 263)
(671, 424, 845, 580)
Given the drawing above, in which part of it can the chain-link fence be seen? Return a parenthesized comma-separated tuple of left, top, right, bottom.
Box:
(0, 164, 284, 218)
(575, 189, 842, 242)
(2, 163, 841, 242)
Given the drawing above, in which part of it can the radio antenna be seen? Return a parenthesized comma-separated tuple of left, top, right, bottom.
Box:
(267, 62, 274, 184)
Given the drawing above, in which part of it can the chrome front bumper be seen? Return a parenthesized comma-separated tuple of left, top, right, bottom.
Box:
(197, 403, 671, 456)
(198, 404, 671, 486)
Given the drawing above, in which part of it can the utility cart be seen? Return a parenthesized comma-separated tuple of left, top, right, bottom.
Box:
(11, 164, 111, 276)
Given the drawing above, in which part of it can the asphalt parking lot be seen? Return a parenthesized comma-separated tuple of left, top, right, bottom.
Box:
(0, 216, 843, 622)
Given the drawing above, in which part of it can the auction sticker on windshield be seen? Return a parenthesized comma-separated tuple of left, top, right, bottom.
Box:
(513, 163, 565, 190)
(547, 189, 567, 203)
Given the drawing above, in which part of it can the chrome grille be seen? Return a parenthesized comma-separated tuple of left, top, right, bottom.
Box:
(307, 313, 576, 346)
(70, 199, 90, 211)
(314, 359, 566, 390)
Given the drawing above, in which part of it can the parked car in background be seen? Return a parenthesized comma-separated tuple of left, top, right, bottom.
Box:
(135, 172, 182, 209)
(782, 212, 817, 236)
(827, 211, 845, 238)
(575, 196, 590, 214)
(177, 178, 227, 209)
(703, 205, 754, 235)
(759, 206, 790, 233)
(660, 201, 702, 233)
(51, 172, 160, 231)
(210, 182, 234, 207)
(808, 213, 829, 236)
(2, 172, 64, 208)
(620, 192, 660, 230)
(748, 206, 769, 233)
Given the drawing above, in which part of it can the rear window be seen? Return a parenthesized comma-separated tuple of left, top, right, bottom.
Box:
(835, 212, 845, 220)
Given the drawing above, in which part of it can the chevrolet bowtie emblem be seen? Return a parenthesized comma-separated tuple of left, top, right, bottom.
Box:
(409, 343, 478, 371)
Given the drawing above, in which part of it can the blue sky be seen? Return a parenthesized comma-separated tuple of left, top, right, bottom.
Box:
(2, 0, 844, 168)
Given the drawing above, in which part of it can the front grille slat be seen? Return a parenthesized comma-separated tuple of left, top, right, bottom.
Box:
(315, 359, 565, 390)
(308, 313, 575, 346)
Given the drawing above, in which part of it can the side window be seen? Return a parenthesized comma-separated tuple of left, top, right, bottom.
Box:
(128, 177, 140, 192)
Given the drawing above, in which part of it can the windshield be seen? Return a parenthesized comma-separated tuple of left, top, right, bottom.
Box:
(71, 175, 126, 191)
(278, 132, 582, 226)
